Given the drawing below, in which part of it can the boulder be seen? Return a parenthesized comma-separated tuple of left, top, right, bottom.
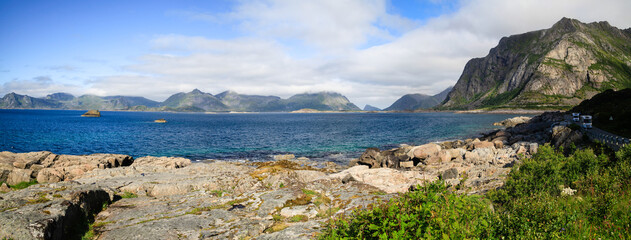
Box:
(516, 146, 527, 155)
(447, 148, 466, 159)
(493, 140, 504, 149)
(0, 182, 9, 192)
(529, 143, 539, 154)
(357, 148, 382, 168)
(410, 143, 441, 159)
(493, 116, 532, 127)
(438, 150, 452, 162)
(399, 161, 415, 168)
(424, 156, 442, 165)
(36, 168, 64, 183)
(328, 165, 428, 193)
(7, 169, 33, 185)
(441, 168, 459, 180)
(473, 141, 495, 149)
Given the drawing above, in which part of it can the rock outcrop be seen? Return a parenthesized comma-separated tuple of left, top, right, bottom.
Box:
(1, 155, 391, 239)
(81, 109, 101, 117)
(441, 18, 631, 110)
(493, 116, 532, 127)
(0, 151, 133, 185)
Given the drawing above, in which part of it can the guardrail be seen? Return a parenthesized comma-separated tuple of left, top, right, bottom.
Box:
(583, 129, 630, 151)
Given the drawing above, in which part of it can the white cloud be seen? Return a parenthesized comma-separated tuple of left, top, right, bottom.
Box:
(1, 76, 84, 98)
(49, 0, 631, 108)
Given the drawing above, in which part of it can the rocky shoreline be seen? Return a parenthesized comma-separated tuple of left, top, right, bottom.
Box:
(1, 111, 582, 239)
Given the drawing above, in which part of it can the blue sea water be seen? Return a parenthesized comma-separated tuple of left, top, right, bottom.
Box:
(0, 110, 527, 164)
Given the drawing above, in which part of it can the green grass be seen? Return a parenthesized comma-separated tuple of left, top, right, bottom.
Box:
(289, 214, 308, 222)
(9, 179, 38, 189)
(119, 191, 138, 199)
(319, 144, 631, 239)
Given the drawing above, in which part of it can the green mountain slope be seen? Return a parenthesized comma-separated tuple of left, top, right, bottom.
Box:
(282, 92, 361, 111)
(385, 86, 453, 111)
(0, 92, 61, 109)
(441, 18, 631, 110)
(160, 89, 229, 112)
(215, 90, 283, 112)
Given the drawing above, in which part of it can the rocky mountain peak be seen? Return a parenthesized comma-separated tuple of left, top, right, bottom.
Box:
(440, 18, 631, 110)
(190, 89, 204, 95)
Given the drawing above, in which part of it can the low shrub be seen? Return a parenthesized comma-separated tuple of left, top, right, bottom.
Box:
(319, 144, 631, 239)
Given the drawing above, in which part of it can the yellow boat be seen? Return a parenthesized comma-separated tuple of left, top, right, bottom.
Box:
(154, 119, 167, 123)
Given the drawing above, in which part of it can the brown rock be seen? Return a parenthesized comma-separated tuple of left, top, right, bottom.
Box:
(7, 169, 33, 185)
(464, 151, 479, 163)
(493, 140, 504, 149)
(0, 182, 9, 192)
(411, 143, 441, 159)
(40, 153, 58, 167)
(447, 148, 466, 159)
(36, 168, 64, 183)
(473, 141, 495, 149)
(357, 148, 382, 168)
(399, 161, 415, 168)
(441, 168, 459, 180)
(494, 130, 511, 138)
(425, 156, 441, 165)
(12, 161, 28, 169)
(516, 146, 527, 155)
(438, 150, 452, 162)
(492, 136, 508, 143)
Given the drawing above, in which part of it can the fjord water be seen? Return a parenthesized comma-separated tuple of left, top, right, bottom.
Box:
(0, 110, 525, 163)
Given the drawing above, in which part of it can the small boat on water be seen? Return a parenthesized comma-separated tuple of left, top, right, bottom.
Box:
(154, 119, 167, 123)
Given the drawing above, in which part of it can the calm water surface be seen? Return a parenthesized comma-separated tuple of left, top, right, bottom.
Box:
(0, 110, 527, 163)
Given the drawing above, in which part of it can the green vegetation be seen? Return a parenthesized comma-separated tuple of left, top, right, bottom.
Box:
(542, 57, 574, 72)
(289, 214, 309, 222)
(320, 144, 631, 239)
(9, 179, 38, 190)
(119, 191, 138, 199)
(320, 182, 495, 239)
(481, 85, 523, 107)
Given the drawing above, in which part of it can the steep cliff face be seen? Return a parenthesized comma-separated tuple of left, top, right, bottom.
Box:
(441, 18, 631, 109)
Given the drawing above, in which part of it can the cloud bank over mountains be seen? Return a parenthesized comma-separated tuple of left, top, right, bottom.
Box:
(2, 0, 630, 108)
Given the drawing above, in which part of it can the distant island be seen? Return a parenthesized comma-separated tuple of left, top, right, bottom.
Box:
(0, 90, 362, 113)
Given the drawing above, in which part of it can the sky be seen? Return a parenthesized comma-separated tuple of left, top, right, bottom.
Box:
(1, 0, 630, 109)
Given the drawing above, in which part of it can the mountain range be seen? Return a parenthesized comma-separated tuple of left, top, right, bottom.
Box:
(384, 86, 452, 111)
(440, 17, 631, 110)
(0, 89, 362, 112)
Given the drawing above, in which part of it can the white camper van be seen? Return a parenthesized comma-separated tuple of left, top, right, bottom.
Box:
(572, 112, 580, 122)
(580, 115, 592, 129)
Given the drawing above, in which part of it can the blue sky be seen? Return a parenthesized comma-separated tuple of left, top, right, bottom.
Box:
(1, 0, 630, 108)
